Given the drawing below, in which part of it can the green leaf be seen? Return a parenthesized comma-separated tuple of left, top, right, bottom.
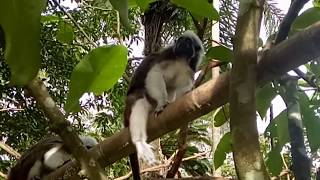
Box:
(313, 0, 320, 8)
(266, 144, 283, 176)
(214, 132, 232, 169)
(128, 0, 137, 7)
(310, 61, 320, 78)
(0, 0, 42, 85)
(290, 7, 320, 35)
(65, 45, 128, 112)
(213, 105, 229, 127)
(264, 110, 289, 146)
(41, 15, 60, 23)
(256, 83, 276, 118)
(205, 46, 232, 63)
(136, 0, 155, 11)
(57, 22, 74, 44)
(170, 0, 219, 20)
(110, 0, 130, 27)
(299, 92, 320, 152)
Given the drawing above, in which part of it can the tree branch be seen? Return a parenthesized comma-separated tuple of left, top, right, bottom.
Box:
(26, 79, 107, 179)
(50, 0, 97, 47)
(0, 141, 21, 159)
(274, 0, 314, 88)
(230, 0, 268, 178)
(116, 151, 209, 180)
(275, 0, 310, 44)
(46, 21, 320, 179)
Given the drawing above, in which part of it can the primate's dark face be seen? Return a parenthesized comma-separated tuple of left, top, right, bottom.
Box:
(174, 36, 201, 59)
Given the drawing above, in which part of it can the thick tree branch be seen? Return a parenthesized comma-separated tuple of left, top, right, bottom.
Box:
(230, 0, 268, 179)
(275, 0, 309, 44)
(280, 76, 311, 179)
(274, 0, 313, 87)
(26, 79, 107, 179)
(47, 22, 320, 179)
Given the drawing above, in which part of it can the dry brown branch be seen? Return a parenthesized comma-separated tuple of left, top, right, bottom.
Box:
(0, 141, 21, 159)
(0, 108, 24, 112)
(46, 22, 320, 179)
(115, 151, 210, 180)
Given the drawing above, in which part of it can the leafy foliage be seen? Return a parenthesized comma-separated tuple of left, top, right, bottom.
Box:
(65, 45, 127, 112)
(291, 7, 320, 35)
(205, 46, 232, 63)
(214, 132, 232, 169)
(1, 0, 320, 179)
(171, 0, 219, 20)
(0, 0, 42, 85)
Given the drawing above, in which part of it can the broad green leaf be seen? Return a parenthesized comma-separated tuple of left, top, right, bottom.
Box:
(290, 7, 320, 35)
(256, 83, 276, 118)
(136, 0, 155, 11)
(264, 110, 289, 146)
(128, 0, 137, 7)
(214, 132, 232, 169)
(185, 146, 199, 156)
(110, 0, 130, 27)
(310, 61, 320, 78)
(41, 15, 60, 23)
(57, 22, 74, 44)
(65, 45, 128, 112)
(205, 46, 232, 63)
(266, 144, 283, 176)
(171, 0, 219, 20)
(313, 0, 320, 8)
(299, 92, 320, 152)
(213, 105, 229, 127)
(0, 0, 42, 85)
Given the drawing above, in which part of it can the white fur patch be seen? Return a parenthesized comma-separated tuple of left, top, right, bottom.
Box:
(43, 145, 71, 169)
(79, 135, 98, 148)
(135, 141, 156, 165)
(27, 160, 42, 180)
(129, 97, 156, 164)
(145, 65, 168, 108)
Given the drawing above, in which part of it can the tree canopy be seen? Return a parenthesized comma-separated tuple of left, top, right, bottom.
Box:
(1, 0, 320, 179)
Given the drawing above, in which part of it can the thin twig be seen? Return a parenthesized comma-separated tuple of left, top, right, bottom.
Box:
(0, 108, 24, 112)
(115, 151, 209, 180)
(281, 153, 291, 180)
(116, 11, 124, 45)
(51, 0, 97, 47)
(0, 141, 21, 159)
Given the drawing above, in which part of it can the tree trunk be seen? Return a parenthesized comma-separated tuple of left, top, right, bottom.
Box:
(280, 76, 311, 180)
(230, 0, 270, 179)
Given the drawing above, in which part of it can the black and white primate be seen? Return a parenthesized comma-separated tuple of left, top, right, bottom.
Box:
(124, 30, 204, 179)
(7, 135, 98, 180)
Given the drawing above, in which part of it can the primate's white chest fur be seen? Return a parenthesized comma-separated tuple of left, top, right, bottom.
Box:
(161, 60, 193, 84)
(147, 59, 194, 100)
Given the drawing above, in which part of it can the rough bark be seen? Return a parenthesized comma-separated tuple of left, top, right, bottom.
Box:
(229, 0, 269, 179)
(45, 22, 320, 179)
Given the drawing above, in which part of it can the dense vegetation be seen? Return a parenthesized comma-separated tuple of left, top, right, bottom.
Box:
(1, 0, 320, 179)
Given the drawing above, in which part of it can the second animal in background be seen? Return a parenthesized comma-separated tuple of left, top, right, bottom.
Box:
(7, 135, 98, 180)
(124, 30, 204, 180)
